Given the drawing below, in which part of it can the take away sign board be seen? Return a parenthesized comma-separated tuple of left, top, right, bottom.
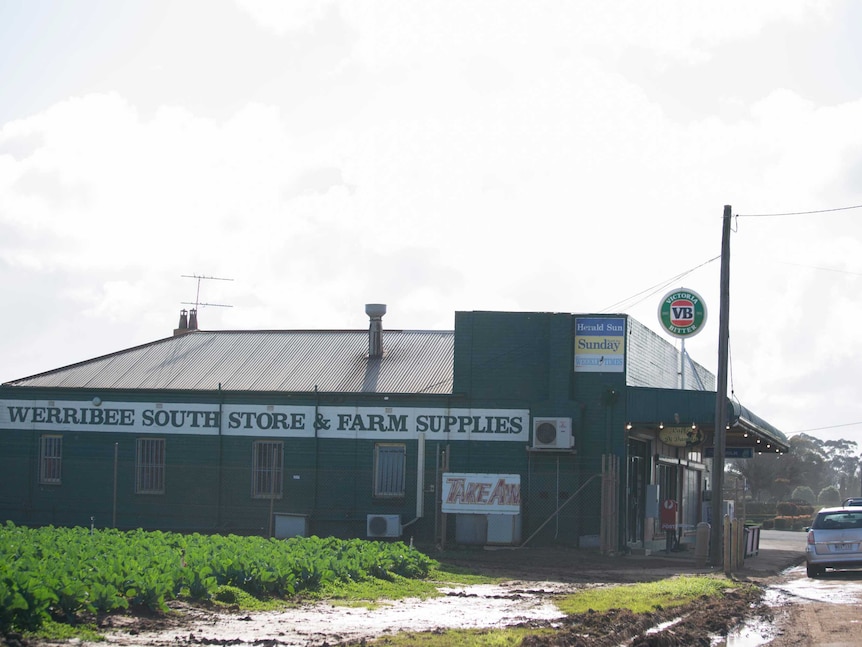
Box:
(441, 473, 521, 515)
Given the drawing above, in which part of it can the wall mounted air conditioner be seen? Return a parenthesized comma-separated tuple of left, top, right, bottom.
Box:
(531, 417, 574, 450)
(366, 514, 401, 538)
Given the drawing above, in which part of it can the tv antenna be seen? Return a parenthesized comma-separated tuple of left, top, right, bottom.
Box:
(181, 274, 234, 310)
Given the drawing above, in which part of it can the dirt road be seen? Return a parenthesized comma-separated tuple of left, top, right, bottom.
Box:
(764, 565, 862, 647)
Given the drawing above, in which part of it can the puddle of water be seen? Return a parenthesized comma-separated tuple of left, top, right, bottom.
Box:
(646, 617, 684, 635)
(712, 616, 776, 647)
(96, 582, 572, 646)
(770, 575, 862, 605)
(637, 610, 775, 647)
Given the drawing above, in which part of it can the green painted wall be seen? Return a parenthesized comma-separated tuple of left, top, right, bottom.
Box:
(0, 311, 637, 546)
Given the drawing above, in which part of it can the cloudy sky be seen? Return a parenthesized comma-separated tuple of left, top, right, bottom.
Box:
(2, 0, 861, 445)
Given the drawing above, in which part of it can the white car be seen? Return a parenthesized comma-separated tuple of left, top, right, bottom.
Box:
(805, 506, 862, 577)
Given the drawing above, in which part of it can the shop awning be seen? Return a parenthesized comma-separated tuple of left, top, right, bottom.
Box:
(625, 387, 789, 454)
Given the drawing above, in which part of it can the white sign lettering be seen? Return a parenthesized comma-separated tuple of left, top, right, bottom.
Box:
(0, 400, 530, 441)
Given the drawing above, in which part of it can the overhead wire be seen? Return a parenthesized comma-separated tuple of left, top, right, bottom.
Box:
(791, 421, 862, 434)
(777, 260, 862, 277)
(736, 203, 862, 217)
(599, 255, 720, 313)
(420, 202, 861, 401)
(734, 202, 862, 438)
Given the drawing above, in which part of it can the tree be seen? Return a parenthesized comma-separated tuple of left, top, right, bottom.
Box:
(727, 433, 861, 504)
(818, 486, 840, 506)
(821, 438, 861, 500)
(728, 453, 784, 502)
(792, 486, 815, 505)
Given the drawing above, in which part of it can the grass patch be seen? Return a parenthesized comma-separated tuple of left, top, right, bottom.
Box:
(361, 626, 555, 646)
(211, 585, 288, 612)
(557, 575, 740, 615)
(428, 564, 503, 586)
(312, 564, 501, 606)
(316, 573, 442, 604)
(358, 575, 753, 646)
(23, 620, 104, 643)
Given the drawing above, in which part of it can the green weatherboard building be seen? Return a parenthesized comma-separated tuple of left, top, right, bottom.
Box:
(0, 306, 788, 552)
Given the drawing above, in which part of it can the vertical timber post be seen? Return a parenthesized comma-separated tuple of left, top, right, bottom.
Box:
(723, 515, 732, 577)
(112, 442, 118, 528)
(710, 205, 732, 566)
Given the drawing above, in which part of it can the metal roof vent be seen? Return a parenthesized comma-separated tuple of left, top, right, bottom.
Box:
(365, 304, 386, 358)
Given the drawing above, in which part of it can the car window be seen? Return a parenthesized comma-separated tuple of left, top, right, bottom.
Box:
(815, 512, 862, 529)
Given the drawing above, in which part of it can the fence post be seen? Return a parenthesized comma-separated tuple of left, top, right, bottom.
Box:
(723, 515, 731, 576)
(694, 522, 710, 567)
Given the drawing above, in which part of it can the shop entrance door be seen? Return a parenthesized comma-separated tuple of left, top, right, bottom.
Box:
(626, 438, 648, 544)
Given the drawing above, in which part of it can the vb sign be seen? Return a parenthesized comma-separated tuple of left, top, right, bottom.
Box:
(658, 288, 707, 338)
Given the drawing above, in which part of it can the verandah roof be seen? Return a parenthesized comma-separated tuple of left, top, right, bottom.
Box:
(626, 387, 789, 452)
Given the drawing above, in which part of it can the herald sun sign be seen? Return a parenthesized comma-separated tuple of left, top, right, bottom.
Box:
(657, 288, 707, 338)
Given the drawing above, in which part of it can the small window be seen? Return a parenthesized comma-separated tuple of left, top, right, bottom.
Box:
(39, 435, 63, 484)
(136, 437, 166, 494)
(252, 440, 283, 499)
(373, 443, 406, 498)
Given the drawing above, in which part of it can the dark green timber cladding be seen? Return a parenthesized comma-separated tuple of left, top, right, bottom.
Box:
(0, 429, 221, 531)
(1, 312, 640, 547)
(454, 311, 553, 401)
(626, 388, 718, 428)
(452, 312, 622, 546)
(454, 311, 627, 461)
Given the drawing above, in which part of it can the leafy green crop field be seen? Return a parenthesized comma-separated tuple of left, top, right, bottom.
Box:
(0, 521, 436, 633)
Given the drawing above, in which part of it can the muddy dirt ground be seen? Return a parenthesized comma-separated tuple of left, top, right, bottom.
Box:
(0, 546, 821, 647)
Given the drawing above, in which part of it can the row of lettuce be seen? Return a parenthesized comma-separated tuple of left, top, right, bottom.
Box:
(0, 521, 436, 633)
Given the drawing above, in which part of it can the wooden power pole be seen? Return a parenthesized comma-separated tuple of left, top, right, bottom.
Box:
(709, 205, 732, 565)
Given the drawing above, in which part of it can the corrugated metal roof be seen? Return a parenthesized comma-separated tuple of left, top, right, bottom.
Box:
(3, 330, 455, 394)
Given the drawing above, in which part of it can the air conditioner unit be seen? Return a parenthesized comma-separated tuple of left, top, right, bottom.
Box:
(532, 417, 574, 450)
(366, 514, 401, 538)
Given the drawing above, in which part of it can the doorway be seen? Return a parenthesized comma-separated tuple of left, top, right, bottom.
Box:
(626, 438, 649, 544)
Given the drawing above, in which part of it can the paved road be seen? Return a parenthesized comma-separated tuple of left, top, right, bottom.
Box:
(741, 529, 805, 575)
(758, 529, 806, 552)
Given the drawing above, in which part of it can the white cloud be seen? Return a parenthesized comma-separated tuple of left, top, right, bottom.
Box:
(234, 0, 335, 35)
(1, 0, 861, 443)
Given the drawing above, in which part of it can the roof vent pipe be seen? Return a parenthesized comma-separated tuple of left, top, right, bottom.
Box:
(365, 304, 386, 358)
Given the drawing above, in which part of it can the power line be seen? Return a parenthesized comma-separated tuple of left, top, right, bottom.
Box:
(600, 255, 720, 312)
(791, 421, 862, 434)
(736, 203, 862, 218)
(777, 260, 862, 277)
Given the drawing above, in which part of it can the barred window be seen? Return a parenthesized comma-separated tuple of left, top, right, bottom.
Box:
(39, 435, 62, 484)
(373, 443, 406, 498)
(252, 440, 283, 499)
(136, 437, 165, 494)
